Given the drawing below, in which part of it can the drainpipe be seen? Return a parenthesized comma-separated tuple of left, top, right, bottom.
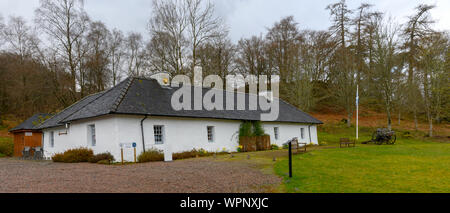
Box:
(308, 125, 312, 144)
(141, 115, 148, 153)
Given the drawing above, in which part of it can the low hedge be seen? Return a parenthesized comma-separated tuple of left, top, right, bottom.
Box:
(173, 148, 228, 160)
(52, 148, 94, 163)
(137, 148, 164, 163)
(89, 152, 115, 163)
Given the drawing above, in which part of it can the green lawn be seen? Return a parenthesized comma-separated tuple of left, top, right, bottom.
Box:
(274, 125, 450, 193)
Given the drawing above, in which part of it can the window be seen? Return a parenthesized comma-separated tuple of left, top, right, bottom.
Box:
(274, 127, 279, 140)
(154, 125, 164, 144)
(207, 126, 215, 142)
(300, 128, 305, 139)
(50, 131, 54, 148)
(88, 124, 96, 146)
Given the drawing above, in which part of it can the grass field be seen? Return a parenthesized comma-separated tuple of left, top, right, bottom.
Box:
(274, 124, 450, 193)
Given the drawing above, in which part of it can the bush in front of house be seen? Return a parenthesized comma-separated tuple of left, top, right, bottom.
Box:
(172, 148, 226, 160)
(89, 152, 115, 163)
(271, 144, 279, 150)
(51, 153, 65, 162)
(239, 121, 267, 137)
(0, 140, 14, 157)
(51, 147, 94, 163)
(137, 148, 164, 163)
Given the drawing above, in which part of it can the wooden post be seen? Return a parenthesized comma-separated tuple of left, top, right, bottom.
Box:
(134, 147, 136, 163)
(121, 148, 124, 165)
(289, 142, 292, 178)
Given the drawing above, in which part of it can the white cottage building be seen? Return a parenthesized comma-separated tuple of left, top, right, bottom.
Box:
(37, 77, 322, 162)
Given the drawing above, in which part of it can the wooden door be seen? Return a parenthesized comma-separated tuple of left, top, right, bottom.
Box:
(13, 133, 25, 157)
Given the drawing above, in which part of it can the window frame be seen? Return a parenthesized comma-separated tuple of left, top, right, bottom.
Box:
(207, 126, 215, 143)
(300, 127, 305, 139)
(50, 131, 54, 148)
(154, 125, 165, 144)
(274, 127, 279, 140)
(88, 124, 96, 146)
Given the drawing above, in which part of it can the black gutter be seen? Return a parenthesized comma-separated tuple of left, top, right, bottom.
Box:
(308, 125, 312, 143)
(141, 115, 148, 152)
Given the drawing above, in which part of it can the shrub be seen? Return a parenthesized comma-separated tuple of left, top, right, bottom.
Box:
(253, 121, 265, 136)
(138, 148, 164, 163)
(271, 144, 279, 150)
(51, 148, 94, 163)
(239, 121, 253, 137)
(89, 152, 115, 163)
(0, 140, 14, 157)
(97, 159, 111, 165)
(172, 148, 229, 160)
(173, 148, 213, 160)
(239, 121, 266, 137)
(402, 131, 412, 138)
(51, 153, 65, 162)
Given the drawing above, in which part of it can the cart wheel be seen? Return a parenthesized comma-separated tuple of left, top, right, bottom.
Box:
(372, 132, 377, 141)
(389, 135, 396, 144)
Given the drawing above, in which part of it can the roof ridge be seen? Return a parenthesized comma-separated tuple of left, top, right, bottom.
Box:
(36, 92, 104, 128)
(110, 77, 135, 112)
(52, 84, 121, 125)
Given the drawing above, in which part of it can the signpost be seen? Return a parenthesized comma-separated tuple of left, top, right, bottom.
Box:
(120, 142, 137, 164)
(283, 138, 297, 178)
(132, 142, 137, 163)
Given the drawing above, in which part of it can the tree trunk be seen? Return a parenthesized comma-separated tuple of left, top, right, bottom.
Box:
(428, 116, 433, 137)
(386, 105, 392, 131)
(347, 110, 352, 127)
(413, 108, 418, 131)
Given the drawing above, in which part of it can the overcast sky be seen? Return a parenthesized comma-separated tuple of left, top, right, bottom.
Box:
(0, 0, 449, 42)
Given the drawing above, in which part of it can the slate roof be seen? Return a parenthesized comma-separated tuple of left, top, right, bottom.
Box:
(9, 113, 52, 132)
(37, 77, 322, 129)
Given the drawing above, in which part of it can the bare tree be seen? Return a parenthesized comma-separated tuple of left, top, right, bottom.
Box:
(327, 0, 356, 127)
(149, 0, 224, 77)
(372, 16, 401, 130)
(149, 0, 189, 76)
(235, 35, 269, 77)
(418, 32, 448, 137)
(35, 0, 90, 101)
(85, 21, 110, 92)
(2, 16, 40, 60)
(402, 4, 435, 130)
(109, 29, 125, 86)
(125, 32, 146, 77)
(186, 0, 222, 71)
(197, 34, 235, 79)
(352, 3, 372, 86)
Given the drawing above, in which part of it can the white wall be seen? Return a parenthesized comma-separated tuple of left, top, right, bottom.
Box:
(42, 114, 319, 162)
(262, 122, 318, 147)
(42, 115, 118, 159)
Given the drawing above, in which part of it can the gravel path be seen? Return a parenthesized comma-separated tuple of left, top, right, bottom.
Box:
(0, 157, 280, 193)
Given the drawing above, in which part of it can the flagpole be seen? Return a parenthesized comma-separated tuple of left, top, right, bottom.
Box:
(356, 85, 359, 141)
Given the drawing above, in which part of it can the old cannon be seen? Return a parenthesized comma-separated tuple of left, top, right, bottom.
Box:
(362, 128, 396, 145)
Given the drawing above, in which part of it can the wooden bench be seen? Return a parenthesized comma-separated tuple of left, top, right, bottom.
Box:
(340, 138, 355, 148)
(291, 140, 307, 154)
